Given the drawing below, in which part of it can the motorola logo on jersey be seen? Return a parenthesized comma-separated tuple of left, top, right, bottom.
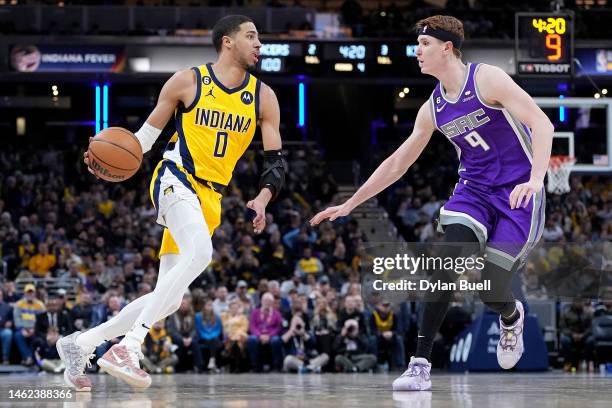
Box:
(240, 91, 253, 105)
(202, 76, 211, 85)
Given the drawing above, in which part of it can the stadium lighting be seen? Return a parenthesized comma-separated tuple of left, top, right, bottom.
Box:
(594, 93, 601, 99)
(603, 89, 608, 95)
(95, 84, 101, 134)
(399, 92, 405, 98)
(298, 81, 305, 128)
(403, 87, 409, 93)
(103, 84, 109, 129)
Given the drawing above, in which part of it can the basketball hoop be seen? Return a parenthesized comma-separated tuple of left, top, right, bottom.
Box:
(547, 155, 576, 194)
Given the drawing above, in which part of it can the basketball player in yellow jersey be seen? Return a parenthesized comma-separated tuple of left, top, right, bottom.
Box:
(58, 15, 287, 390)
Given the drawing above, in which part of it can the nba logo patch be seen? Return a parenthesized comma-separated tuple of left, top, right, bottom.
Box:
(241, 91, 253, 105)
(423, 25, 428, 33)
(202, 76, 211, 85)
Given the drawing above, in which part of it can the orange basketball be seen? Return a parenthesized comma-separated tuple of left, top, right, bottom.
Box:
(88, 127, 143, 182)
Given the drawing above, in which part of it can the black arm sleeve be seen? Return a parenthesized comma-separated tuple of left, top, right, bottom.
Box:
(259, 150, 288, 201)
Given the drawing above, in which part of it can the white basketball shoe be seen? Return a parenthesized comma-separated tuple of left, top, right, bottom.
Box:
(497, 300, 525, 370)
(56, 331, 96, 392)
(392, 356, 432, 391)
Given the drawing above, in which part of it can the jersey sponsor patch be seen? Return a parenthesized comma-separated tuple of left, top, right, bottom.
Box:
(240, 90, 253, 105)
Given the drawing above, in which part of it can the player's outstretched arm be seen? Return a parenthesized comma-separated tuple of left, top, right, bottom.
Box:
(310, 101, 435, 225)
(247, 83, 285, 234)
(476, 64, 554, 209)
(135, 69, 197, 153)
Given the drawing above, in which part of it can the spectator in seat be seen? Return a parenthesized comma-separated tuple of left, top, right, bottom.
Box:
(35, 297, 73, 339)
(282, 314, 328, 373)
(522, 263, 548, 301)
(338, 295, 367, 336)
(70, 291, 95, 332)
(212, 286, 229, 316)
(142, 319, 178, 374)
(333, 319, 376, 373)
(295, 246, 324, 277)
(13, 284, 46, 366)
(0, 288, 14, 364)
(310, 296, 337, 362)
(221, 298, 249, 372)
(370, 301, 405, 370)
(247, 292, 283, 371)
(194, 299, 223, 372)
(33, 326, 63, 373)
(59, 261, 86, 286)
(28, 243, 56, 278)
(165, 295, 196, 372)
(560, 299, 595, 372)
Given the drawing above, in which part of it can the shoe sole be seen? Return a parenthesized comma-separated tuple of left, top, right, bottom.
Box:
(392, 381, 432, 392)
(97, 358, 152, 389)
(56, 338, 91, 392)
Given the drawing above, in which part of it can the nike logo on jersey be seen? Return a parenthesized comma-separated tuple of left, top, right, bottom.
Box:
(436, 102, 447, 112)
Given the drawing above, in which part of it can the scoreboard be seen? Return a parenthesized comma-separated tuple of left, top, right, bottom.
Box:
(515, 12, 574, 76)
(256, 40, 421, 76)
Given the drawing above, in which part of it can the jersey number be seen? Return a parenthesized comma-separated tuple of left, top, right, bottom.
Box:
(214, 131, 228, 158)
(464, 131, 490, 151)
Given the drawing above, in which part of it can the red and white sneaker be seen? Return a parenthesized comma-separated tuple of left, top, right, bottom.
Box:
(56, 331, 95, 392)
(97, 344, 151, 388)
(497, 300, 525, 369)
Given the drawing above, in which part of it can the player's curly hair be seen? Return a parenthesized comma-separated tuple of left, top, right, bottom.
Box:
(416, 15, 464, 59)
(212, 15, 254, 53)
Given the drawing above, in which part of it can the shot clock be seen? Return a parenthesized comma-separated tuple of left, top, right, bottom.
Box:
(515, 12, 574, 76)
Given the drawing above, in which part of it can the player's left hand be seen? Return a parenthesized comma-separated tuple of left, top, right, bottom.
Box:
(246, 198, 267, 234)
(509, 178, 543, 209)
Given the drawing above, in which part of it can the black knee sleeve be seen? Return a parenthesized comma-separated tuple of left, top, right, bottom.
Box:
(479, 261, 516, 316)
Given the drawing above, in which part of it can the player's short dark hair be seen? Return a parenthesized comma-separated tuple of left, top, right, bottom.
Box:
(212, 15, 254, 53)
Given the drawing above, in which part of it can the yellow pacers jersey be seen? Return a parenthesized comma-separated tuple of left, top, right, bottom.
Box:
(163, 63, 260, 185)
(155, 64, 261, 255)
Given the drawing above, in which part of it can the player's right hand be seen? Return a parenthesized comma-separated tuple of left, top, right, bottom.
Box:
(310, 203, 351, 225)
(83, 137, 99, 179)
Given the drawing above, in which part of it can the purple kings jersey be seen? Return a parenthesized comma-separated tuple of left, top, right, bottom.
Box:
(430, 63, 533, 187)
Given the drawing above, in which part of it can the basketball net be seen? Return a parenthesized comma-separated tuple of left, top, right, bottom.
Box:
(547, 155, 576, 194)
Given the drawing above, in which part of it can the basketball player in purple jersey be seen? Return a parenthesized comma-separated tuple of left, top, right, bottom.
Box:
(310, 15, 553, 391)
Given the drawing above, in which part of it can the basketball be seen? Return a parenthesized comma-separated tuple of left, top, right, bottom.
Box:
(88, 127, 143, 182)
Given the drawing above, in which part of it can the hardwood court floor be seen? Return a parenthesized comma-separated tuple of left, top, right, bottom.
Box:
(0, 371, 610, 407)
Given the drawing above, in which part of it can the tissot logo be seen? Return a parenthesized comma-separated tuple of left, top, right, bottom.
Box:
(241, 91, 253, 105)
(202, 76, 211, 85)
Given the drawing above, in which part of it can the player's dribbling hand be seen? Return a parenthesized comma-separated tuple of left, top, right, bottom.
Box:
(509, 178, 543, 209)
(247, 198, 266, 234)
(83, 137, 99, 179)
(309, 203, 351, 225)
